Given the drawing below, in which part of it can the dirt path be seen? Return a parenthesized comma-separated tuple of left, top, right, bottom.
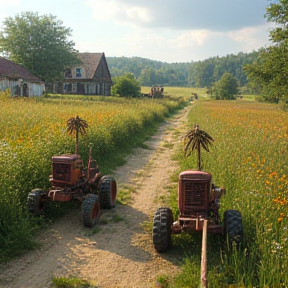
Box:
(0, 104, 192, 288)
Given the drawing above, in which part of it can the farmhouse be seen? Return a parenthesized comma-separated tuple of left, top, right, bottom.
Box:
(53, 52, 112, 96)
(0, 56, 45, 97)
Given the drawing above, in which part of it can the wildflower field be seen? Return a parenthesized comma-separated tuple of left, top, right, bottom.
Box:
(1, 89, 288, 287)
(171, 100, 288, 287)
(0, 92, 184, 261)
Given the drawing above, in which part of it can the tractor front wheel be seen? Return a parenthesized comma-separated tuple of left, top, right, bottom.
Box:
(27, 189, 46, 215)
(99, 176, 117, 209)
(152, 207, 173, 252)
(223, 209, 243, 249)
(82, 194, 100, 227)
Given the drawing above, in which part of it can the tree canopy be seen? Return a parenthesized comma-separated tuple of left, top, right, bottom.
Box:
(0, 12, 80, 82)
(213, 72, 239, 100)
(243, 0, 288, 103)
(111, 73, 141, 97)
(107, 52, 257, 89)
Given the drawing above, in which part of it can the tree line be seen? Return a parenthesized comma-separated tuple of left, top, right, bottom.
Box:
(107, 51, 259, 89)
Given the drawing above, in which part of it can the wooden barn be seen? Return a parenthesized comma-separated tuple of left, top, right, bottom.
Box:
(0, 56, 45, 97)
(53, 52, 112, 96)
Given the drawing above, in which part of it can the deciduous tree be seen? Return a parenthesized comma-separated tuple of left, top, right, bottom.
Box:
(0, 12, 80, 82)
(111, 73, 141, 97)
(214, 72, 239, 100)
(244, 0, 288, 103)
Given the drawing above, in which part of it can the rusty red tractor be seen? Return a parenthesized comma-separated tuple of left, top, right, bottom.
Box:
(153, 170, 243, 252)
(152, 170, 243, 252)
(27, 151, 117, 227)
(153, 124, 243, 252)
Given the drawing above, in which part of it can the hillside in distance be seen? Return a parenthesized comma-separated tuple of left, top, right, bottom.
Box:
(106, 50, 260, 87)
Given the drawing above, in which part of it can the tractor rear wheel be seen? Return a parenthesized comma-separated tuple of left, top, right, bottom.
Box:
(99, 176, 117, 209)
(223, 209, 243, 249)
(152, 207, 173, 252)
(27, 189, 46, 215)
(82, 194, 100, 227)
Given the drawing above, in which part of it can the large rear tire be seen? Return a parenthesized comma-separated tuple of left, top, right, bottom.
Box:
(82, 194, 100, 227)
(152, 207, 173, 252)
(99, 176, 117, 209)
(27, 189, 46, 215)
(223, 209, 243, 249)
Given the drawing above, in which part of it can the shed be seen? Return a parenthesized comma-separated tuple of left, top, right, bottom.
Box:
(0, 56, 45, 97)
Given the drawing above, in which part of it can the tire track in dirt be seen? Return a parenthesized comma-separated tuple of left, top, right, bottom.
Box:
(0, 104, 192, 288)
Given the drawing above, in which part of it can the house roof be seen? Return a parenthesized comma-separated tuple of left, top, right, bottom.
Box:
(78, 52, 107, 79)
(0, 56, 43, 82)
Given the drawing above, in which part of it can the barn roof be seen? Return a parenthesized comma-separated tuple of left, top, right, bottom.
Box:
(0, 56, 43, 82)
(78, 52, 109, 79)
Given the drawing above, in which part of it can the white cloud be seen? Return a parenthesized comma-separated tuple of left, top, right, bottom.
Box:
(228, 23, 272, 51)
(175, 30, 222, 48)
(85, 0, 151, 26)
(85, 0, 268, 31)
(75, 20, 272, 62)
(229, 27, 259, 43)
(0, 0, 273, 62)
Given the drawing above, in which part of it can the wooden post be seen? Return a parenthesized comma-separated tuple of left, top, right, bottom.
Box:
(200, 220, 208, 288)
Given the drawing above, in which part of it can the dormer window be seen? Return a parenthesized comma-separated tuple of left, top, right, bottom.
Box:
(76, 68, 82, 78)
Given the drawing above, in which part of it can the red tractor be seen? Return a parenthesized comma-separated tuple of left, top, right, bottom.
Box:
(152, 169, 243, 252)
(27, 150, 117, 227)
(153, 123, 243, 252)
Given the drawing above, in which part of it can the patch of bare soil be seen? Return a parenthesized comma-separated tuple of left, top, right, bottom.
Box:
(0, 105, 192, 288)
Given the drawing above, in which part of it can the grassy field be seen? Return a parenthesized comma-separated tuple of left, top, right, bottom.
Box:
(0, 91, 185, 262)
(163, 99, 288, 288)
(1, 88, 286, 287)
(141, 86, 256, 101)
(141, 86, 207, 99)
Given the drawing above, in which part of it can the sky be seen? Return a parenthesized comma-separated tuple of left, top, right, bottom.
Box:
(0, 0, 274, 63)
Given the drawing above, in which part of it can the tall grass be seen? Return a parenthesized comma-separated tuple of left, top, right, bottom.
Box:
(168, 100, 288, 287)
(0, 92, 185, 262)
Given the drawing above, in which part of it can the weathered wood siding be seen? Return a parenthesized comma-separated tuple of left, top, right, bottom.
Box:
(0, 77, 44, 96)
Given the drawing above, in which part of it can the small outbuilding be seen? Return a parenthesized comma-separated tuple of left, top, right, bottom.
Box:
(0, 56, 45, 97)
(52, 52, 112, 96)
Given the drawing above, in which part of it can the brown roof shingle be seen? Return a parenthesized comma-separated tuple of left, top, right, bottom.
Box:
(78, 53, 104, 79)
(0, 56, 43, 82)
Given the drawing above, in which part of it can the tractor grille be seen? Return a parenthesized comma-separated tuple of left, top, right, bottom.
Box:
(53, 163, 71, 182)
(183, 180, 208, 211)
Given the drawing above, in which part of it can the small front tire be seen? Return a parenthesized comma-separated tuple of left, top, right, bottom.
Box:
(27, 189, 46, 216)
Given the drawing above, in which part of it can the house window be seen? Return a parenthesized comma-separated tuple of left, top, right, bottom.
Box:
(64, 69, 72, 78)
(76, 68, 82, 78)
